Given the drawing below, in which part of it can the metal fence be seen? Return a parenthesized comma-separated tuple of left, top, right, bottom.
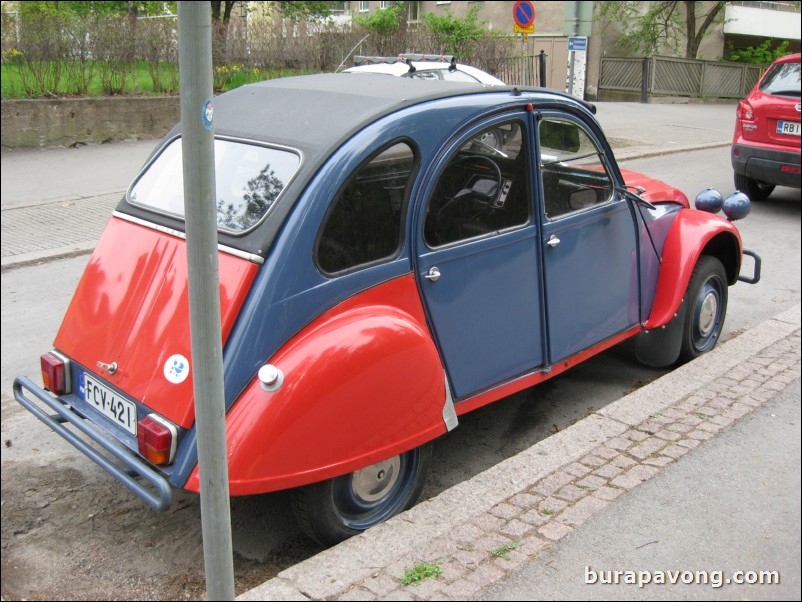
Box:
(599, 55, 767, 99)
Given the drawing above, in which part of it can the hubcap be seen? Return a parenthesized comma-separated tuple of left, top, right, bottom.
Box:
(697, 291, 718, 336)
(351, 456, 401, 503)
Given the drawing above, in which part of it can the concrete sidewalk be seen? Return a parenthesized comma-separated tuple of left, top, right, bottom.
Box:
(0, 101, 735, 270)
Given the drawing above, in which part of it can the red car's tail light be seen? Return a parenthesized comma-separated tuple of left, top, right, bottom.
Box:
(137, 414, 178, 465)
(40, 351, 70, 395)
(735, 100, 754, 121)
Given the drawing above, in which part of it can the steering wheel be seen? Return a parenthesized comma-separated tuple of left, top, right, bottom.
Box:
(435, 154, 503, 216)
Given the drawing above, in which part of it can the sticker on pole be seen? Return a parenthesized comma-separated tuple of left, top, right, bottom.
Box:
(164, 354, 190, 384)
(201, 98, 214, 130)
(513, 1, 535, 34)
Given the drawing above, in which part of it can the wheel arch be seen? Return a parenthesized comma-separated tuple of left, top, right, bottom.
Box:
(183, 275, 449, 496)
(645, 209, 742, 330)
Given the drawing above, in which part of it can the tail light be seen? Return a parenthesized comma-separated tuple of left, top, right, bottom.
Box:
(41, 351, 71, 395)
(137, 414, 178, 465)
(736, 100, 754, 121)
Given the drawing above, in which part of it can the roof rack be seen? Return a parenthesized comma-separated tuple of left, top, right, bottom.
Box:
(353, 53, 457, 66)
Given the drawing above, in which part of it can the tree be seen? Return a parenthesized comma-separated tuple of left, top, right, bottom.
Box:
(422, 5, 485, 59)
(598, 1, 725, 59)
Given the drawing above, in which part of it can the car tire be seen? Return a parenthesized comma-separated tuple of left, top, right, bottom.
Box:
(678, 256, 728, 363)
(734, 172, 774, 201)
(291, 442, 433, 546)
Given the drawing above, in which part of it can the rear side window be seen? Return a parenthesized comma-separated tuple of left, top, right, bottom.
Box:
(316, 142, 416, 274)
(759, 61, 801, 97)
(128, 138, 300, 234)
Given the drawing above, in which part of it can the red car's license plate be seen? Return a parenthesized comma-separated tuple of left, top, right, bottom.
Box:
(776, 120, 801, 136)
(82, 373, 137, 435)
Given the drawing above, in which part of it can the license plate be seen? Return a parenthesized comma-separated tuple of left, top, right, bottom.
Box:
(776, 121, 801, 136)
(81, 373, 137, 435)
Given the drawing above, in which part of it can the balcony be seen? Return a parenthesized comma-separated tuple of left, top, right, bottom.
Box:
(724, 2, 801, 41)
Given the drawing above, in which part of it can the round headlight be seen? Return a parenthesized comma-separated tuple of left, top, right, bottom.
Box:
(722, 191, 751, 221)
(694, 188, 723, 214)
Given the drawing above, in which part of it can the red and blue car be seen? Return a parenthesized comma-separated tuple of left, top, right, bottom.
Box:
(15, 73, 760, 545)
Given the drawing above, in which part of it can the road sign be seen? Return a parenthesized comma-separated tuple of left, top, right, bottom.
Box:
(568, 36, 588, 52)
(513, 1, 535, 34)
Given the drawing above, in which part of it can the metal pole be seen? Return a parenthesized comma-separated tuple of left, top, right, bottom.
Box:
(641, 56, 649, 103)
(177, 3, 235, 600)
(539, 50, 547, 88)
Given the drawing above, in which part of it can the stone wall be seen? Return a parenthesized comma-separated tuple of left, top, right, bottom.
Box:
(1, 96, 180, 148)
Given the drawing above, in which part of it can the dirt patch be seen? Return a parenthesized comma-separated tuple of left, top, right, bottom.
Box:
(0, 430, 321, 600)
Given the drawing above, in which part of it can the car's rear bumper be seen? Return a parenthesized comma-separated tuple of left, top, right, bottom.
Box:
(731, 142, 801, 189)
(13, 376, 173, 511)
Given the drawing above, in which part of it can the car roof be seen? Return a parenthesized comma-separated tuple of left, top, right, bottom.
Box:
(208, 72, 503, 159)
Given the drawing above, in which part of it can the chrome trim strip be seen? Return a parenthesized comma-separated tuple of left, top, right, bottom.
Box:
(112, 212, 265, 265)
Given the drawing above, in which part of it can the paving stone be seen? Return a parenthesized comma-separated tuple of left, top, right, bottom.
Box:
(508, 492, 542, 509)
(564, 462, 592, 478)
(687, 429, 715, 441)
(592, 486, 624, 501)
(500, 519, 534, 538)
(592, 445, 620, 460)
(490, 502, 522, 520)
(555, 484, 587, 502)
(579, 454, 607, 468)
(642, 456, 675, 468)
(577, 474, 608, 490)
(660, 444, 690, 459)
(625, 430, 650, 442)
(538, 521, 574, 541)
(628, 437, 665, 460)
(532, 471, 575, 497)
(557, 495, 609, 527)
(610, 464, 658, 489)
(340, 586, 379, 601)
(538, 496, 568, 515)
(592, 463, 624, 480)
(518, 507, 550, 526)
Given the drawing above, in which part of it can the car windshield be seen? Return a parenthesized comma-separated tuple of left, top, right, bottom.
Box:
(128, 138, 300, 234)
(759, 60, 801, 97)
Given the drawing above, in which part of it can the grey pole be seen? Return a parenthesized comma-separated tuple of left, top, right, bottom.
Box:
(177, 3, 235, 600)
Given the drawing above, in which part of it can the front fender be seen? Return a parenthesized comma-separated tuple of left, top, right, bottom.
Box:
(645, 209, 742, 329)
(185, 275, 447, 495)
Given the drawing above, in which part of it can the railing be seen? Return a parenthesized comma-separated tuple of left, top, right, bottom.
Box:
(599, 55, 767, 100)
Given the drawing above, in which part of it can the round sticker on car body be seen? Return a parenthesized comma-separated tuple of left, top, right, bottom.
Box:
(164, 354, 190, 384)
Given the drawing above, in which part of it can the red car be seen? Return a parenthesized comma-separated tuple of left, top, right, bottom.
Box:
(732, 52, 801, 201)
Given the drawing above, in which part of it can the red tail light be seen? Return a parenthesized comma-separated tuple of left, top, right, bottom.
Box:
(41, 351, 70, 395)
(736, 100, 754, 121)
(137, 414, 178, 465)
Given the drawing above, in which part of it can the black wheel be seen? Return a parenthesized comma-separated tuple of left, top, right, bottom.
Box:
(291, 442, 433, 546)
(679, 256, 728, 363)
(734, 171, 774, 201)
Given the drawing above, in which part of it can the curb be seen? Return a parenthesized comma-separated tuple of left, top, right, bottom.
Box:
(238, 304, 801, 601)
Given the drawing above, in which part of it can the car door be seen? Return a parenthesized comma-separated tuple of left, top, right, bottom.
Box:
(416, 115, 545, 400)
(536, 112, 640, 363)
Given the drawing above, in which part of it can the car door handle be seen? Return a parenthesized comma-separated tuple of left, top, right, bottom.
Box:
(546, 235, 561, 248)
(424, 266, 441, 282)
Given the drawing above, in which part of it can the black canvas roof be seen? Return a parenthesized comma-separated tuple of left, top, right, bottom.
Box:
(211, 72, 500, 163)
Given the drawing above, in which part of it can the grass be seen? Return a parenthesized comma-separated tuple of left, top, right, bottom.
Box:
(1, 60, 315, 99)
(400, 562, 443, 586)
(491, 540, 523, 560)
